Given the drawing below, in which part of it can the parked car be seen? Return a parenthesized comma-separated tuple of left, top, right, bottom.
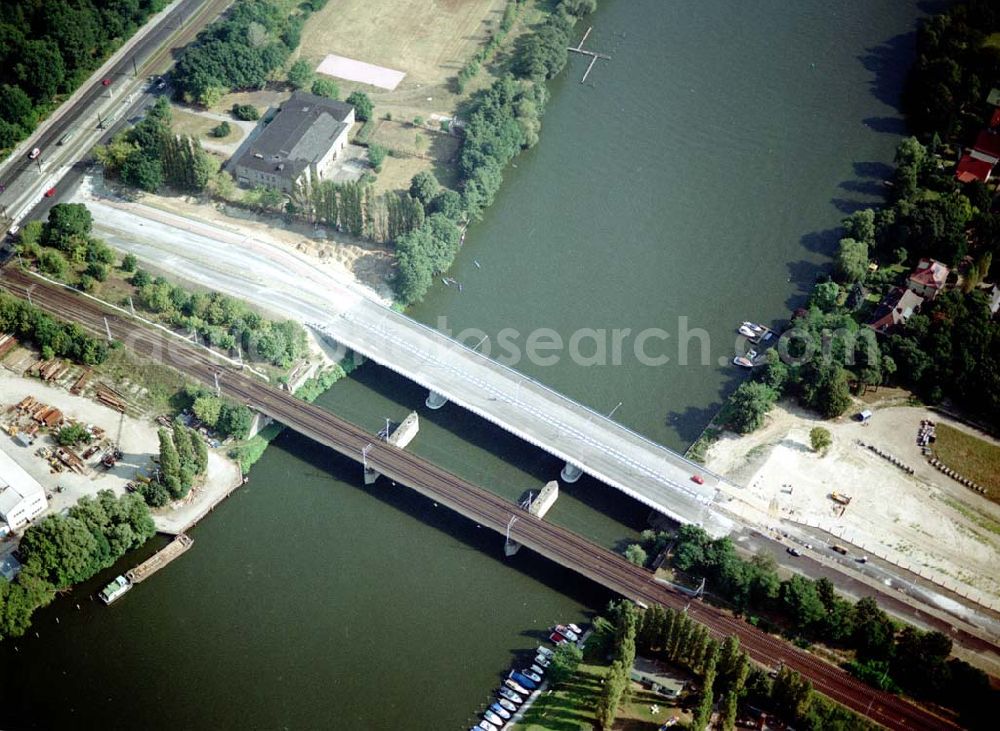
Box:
(690, 475, 705, 485)
(28, 148, 41, 159)
(786, 547, 801, 557)
(44, 187, 56, 197)
(102, 78, 112, 86)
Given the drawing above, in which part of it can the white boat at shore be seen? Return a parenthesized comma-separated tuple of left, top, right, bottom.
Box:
(738, 324, 757, 338)
(733, 356, 754, 368)
(536, 646, 554, 659)
(484, 709, 506, 727)
(99, 575, 131, 605)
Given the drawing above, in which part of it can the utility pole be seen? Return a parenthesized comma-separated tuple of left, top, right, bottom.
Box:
(103, 316, 113, 343)
(607, 401, 623, 419)
(128, 296, 135, 316)
(132, 57, 138, 77)
(35, 156, 42, 173)
(213, 371, 221, 397)
(383, 417, 390, 441)
(362, 442, 374, 471)
(505, 515, 518, 546)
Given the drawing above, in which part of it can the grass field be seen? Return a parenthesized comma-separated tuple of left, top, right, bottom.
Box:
(171, 108, 244, 145)
(514, 662, 685, 731)
(299, 0, 508, 89)
(933, 423, 1000, 500)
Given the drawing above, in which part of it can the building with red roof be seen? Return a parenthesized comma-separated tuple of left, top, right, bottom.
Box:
(867, 287, 924, 334)
(971, 130, 1000, 165)
(907, 258, 950, 300)
(955, 154, 992, 184)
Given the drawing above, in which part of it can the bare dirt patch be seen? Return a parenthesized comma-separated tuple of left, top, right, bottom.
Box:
(369, 120, 461, 193)
(933, 422, 1000, 499)
(171, 108, 244, 146)
(706, 401, 1000, 603)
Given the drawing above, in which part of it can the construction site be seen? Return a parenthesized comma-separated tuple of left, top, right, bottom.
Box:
(0, 335, 242, 535)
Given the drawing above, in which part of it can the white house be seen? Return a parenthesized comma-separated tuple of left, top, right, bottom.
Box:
(0, 448, 48, 532)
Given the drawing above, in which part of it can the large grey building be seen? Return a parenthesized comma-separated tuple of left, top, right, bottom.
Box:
(232, 91, 356, 193)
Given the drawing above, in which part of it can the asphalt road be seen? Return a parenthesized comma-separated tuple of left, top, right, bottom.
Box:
(0, 0, 232, 230)
(0, 267, 964, 731)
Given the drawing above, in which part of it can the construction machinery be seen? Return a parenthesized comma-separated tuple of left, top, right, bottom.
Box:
(101, 411, 125, 469)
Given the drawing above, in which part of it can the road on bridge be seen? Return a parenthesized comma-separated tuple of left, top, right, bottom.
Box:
(0, 267, 961, 731)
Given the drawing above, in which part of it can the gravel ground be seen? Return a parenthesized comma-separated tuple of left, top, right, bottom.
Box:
(0, 364, 241, 535)
(707, 401, 1000, 605)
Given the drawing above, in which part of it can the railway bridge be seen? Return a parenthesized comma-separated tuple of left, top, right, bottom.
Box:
(0, 269, 959, 731)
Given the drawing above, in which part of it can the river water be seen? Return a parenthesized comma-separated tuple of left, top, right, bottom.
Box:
(1, 1, 926, 728)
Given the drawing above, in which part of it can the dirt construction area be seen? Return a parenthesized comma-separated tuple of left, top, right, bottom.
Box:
(707, 402, 1000, 609)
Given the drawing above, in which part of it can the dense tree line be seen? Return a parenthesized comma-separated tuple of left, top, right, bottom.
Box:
(293, 179, 426, 243)
(138, 423, 208, 506)
(187, 387, 255, 440)
(1, 492, 154, 640)
(903, 0, 1000, 141)
(0, 0, 168, 154)
(173, 0, 328, 106)
(95, 97, 218, 194)
(0, 291, 108, 364)
(669, 525, 996, 728)
(130, 269, 306, 367)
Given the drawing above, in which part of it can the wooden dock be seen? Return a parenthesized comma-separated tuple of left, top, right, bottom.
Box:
(126, 533, 193, 583)
(567, 26, 611, 83)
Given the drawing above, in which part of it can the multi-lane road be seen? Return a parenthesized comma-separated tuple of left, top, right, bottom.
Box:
(0, 0, 233, 231)
(0, 267, 963, 731)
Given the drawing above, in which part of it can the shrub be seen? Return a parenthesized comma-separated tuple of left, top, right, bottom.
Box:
(211, 121, 231, 138)
(311, 78, 339, 99)
(231, 104, 260, 121)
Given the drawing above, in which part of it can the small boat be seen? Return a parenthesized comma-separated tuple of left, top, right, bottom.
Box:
(530, 664, 546, 676)
(521, 668, 543, 684)
(738, 325, 757, 338)
(442, 278, 451, 287)
(536, 646, 554, 659)
(497, 697, 518, 713)
(733, 356, 754, 368)
(549, 631, 567, 645)
(498, 687, 523, 705)
(489, 702, 512, 720)
(742, 321, 765, 332)
(533, 654, 550, 668)
(458, 282, 464, 292)
(100, 575, 131, 605)
(510, 671, 537, 690)
(474, 259, 481, 269)
(555, 625, 579, 642)
(478, 721, 498, 731)
(505, 677, 530, 695)
(484, 709, 505, 727)
(566, 623, 583, 635)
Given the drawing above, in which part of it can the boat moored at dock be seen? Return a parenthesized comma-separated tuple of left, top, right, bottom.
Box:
(99, 575, 131, 605)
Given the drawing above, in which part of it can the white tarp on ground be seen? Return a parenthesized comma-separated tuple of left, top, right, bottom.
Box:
(315, 54, 406, 90)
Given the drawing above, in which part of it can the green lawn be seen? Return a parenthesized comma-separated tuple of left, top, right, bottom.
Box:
(933, 423, 1000, 501)
(514, 662, 685, 731)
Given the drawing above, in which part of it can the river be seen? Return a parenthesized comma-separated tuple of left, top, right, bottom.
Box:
(0, 1, 927, 728)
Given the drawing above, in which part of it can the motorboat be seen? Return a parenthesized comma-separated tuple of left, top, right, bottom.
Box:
(733, 356, 753, 368)
(496, 694, 519, 711)
(484, 710, 506, 727)
(477, 721, 498, 731)
(505, 677, 530, 695)
(742, 321, 765, 332)
(498, 687, 523, 705)
(530, 664, 546, 676)
(99, 575, 131, 605)
(549, 632, 567, 645)
(555, 625, 579, 641)
(521, 668, 543, 684)
(510, 671, 537, 690)
(536, 646, 554, 659)
(489, 703, 512, 721)
(566, 623, 583, 635)
(533, 654, 550, 668)
(738, 325, 757, 338)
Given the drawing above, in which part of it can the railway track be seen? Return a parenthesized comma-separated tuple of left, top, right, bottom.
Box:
(0, 269, 963, 731)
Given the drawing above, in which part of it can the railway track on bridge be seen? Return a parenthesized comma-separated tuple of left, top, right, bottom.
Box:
(0, 268, 962, 731)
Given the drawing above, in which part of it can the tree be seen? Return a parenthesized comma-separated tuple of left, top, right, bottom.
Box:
(779, 575, 826, 631)
(38, 249, 68, 278)
(800, 362, 852, 418)
(835, 238, 869, 283)
(409, 171, 439, 206)
(42, 203, 93, 250)
(346, 91, 373, 121)
(57, 423, 91, 446)
(193, 395, 223, 427)
(368, 143, 386, 172)
(723, 381, 777, 433)
(809, 281, 840, 312)
(624, 543, 647, 566)
(232, 104, 260, 121)
(809, 427, 832, 455)
(287, 59, 314, 89)
(547, 641, 582, 684)
(311, 77, 339, 99)
(852, 597, 896, 661)
(430, 189, 464, 221)
(563, 0, 598, 17)
(691, 645, 720, 731)
(218, 403, 254, 439)
(596, 659, 628, 730)
(211, 120, 231, 137)
(842, 208, 876, 246)
(193, 433, 209, 474)
(120, 253, 138, 272)
(172, 423, 196, 472)
(121, 152, 163, 192)
(158, 427, 183, 499)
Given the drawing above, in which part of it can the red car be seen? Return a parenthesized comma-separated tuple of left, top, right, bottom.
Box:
(44, 187, 56, 197)
(690, 475, 705, 485)
(102, 78, 112, 87)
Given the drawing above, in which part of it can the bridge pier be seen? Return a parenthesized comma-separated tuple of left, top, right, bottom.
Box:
(425, 390, 448, 410)
(365, 412, 420, 485)
(560, 462, 583, 483)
